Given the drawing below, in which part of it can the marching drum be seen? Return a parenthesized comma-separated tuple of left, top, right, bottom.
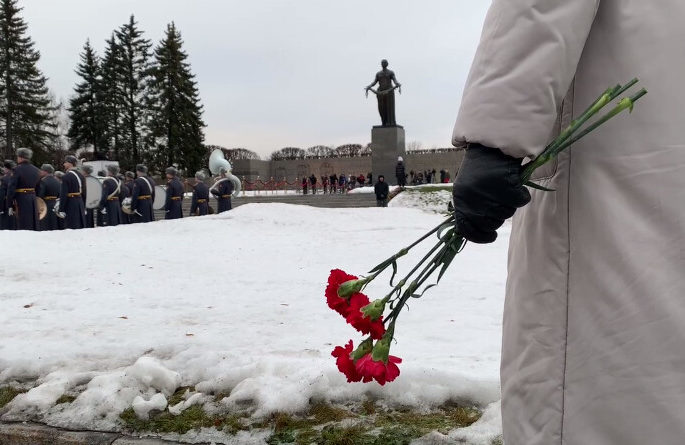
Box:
(153, 185, 166, 210)
(36, 197, 47, 220)
(85, 176, 103, 209)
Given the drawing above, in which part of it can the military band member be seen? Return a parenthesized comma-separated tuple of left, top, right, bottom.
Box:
(98, 164, 123, 227)
(37, 164, 61, 231)
(60, 155, 87, 229)
(53, 171, 66, 230)
(190, 171, 209, 216)
(131, 164, 155, 223)
(210, 168, 234, 213)
(164, 167, 184, 219)
(6, 148, 41, 231)
(0, 160, 16, 230)
(122, 171, 135, 224)
(80, 164, 96, 228)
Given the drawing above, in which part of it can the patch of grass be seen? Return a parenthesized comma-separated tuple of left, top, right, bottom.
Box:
(361, 399, 376, 416)
(167, 386, 194, 407)
(120, 405, 218, 434)
(55, 394, 76, 405)
(0, 386, 25, 409)
(318, 424, 370, 445)
(372, 404, 481, 438)
(309, 402, 349, 423)
(491, 437, 504, 445)
(119, 398, 482, 445)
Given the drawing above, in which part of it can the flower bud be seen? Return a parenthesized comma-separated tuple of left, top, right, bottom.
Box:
(337, 277, 369, 298)
(371, 331, 393, 363)
(351, 338, 373, 361)
(361, 298, 387, 321)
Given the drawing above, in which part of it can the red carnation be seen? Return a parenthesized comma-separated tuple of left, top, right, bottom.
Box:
(345, 294, 386, 340)
(325, 269, 358, 316)
(331, 340, 361, 382)
(355, 353, 402, 385)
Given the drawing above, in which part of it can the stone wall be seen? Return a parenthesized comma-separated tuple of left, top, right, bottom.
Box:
(232, 149, 464, 183)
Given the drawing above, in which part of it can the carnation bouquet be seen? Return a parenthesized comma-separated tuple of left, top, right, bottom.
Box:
(326, 79, 647, 385)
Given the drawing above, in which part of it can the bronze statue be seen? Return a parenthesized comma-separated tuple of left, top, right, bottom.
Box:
(365, 59, 402, 126)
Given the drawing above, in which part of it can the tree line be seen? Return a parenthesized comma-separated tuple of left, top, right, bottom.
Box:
(0, 0, 205, 174)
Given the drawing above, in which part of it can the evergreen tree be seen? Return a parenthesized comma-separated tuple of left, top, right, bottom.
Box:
(147, 22, 205, 174)
(100, 34, 124, 161)
(114, 15, 152, 169)
(67, 40, 108, 158)
(0, 0, 56, 160)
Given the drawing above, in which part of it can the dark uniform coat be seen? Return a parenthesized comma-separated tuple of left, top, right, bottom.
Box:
(60, 169, 87, 229)
(210, 179, 234, 213)
(131, 176, 156, 223)
(165, 178, 184, 220)
(190, 182, 209, 216)
(99, 177, 123, 227)
(7, 161, 41, 230)
(0, 172, 14, 230)
(37, 175, 61, 231)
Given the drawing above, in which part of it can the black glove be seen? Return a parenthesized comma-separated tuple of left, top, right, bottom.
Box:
(453, 143, 531, 243)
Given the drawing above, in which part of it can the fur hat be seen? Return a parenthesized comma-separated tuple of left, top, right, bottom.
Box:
(3, 159, 16, 170)
(195, 171, 206, 180)
(81, 164, 94, 175)
(16, 147, 33, 160)
(125, 171, 135, 179)
(40, 164, 55, 174)
(165, 167, 178, 177)
(397, 156, 404, 162)
(54, 171, 65, 179)
(64, 155, 78, 166)
(106, 164, 120, 176)
(136, 164, 148, 174)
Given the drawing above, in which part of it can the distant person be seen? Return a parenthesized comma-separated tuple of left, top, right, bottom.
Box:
(309, 174, 317, 194)
(59, 155, 87, 229)
(329, 173, 337, 194)
(80, 164, 96, 228)
(190, 172, 209, 216)
(37, 164, 61, 231)
(7, 148, 40, 231)
(395, 156, 406, 188)
(374, 175, 389, 207)
(338, 174, 346, 193)
(301, 176, 308, 195)
(98, 164, 124, 227)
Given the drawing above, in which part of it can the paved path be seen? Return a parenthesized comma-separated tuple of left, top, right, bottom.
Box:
(153, 192, 376, 219)
(0, 422, 195, 445)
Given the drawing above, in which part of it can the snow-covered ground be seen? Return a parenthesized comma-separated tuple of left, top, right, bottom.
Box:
(0, 200, 508, 444)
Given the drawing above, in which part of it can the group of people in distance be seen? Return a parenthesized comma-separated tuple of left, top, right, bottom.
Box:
(301, 172, 373, 195)
(0, 148, 234, 232)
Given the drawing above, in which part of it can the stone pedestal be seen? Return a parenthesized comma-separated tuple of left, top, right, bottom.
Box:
(371, 125, 406, 186)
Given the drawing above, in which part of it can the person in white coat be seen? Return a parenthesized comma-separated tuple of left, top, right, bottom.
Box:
(452, 1, 685, 444)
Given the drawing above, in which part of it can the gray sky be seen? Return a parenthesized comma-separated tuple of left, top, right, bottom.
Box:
(22, 0, 489, 158)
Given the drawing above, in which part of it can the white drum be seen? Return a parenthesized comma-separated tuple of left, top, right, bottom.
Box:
(153, 185, 167, 210)
(85, 176, 103, 209)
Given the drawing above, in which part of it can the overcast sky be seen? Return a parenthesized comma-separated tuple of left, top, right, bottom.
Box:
(22, 0, 490, 158)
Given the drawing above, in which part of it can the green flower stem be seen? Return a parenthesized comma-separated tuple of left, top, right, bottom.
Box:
(383, 233, 451, 304)
(521, 80, 644, 183)
(551, 89, 647, 155)
(367, 219, 452, 276)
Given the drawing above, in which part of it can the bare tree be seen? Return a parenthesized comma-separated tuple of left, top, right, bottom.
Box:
(270, 147, 306, 160)
(406, 140, 423, 152)
(305, 145, 333, 158)
(333, 143, 363, 158)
